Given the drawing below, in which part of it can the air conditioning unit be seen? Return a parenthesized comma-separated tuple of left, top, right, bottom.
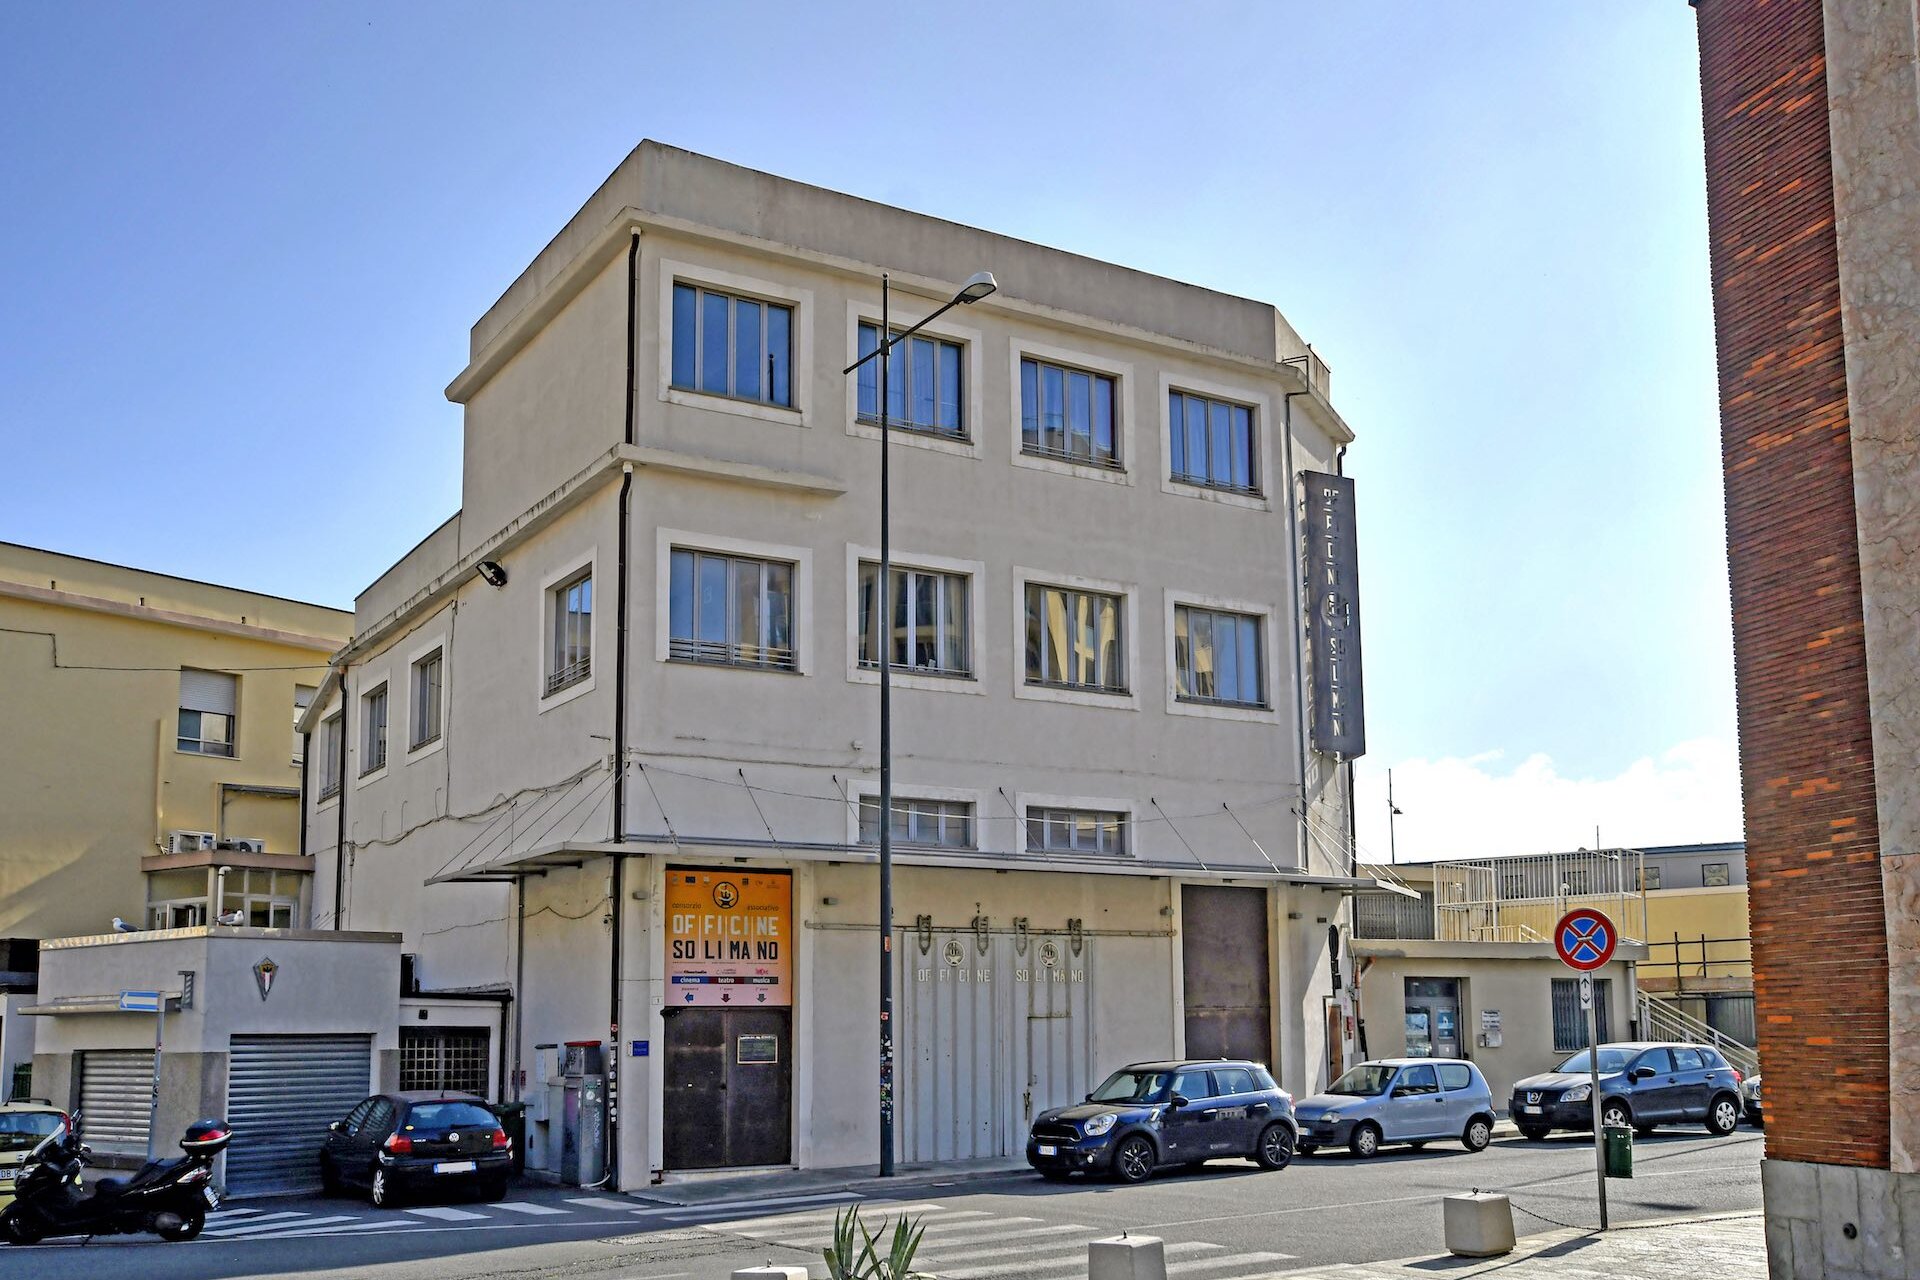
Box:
(225, 838, 267, 855)
(167, 831, 217, 854)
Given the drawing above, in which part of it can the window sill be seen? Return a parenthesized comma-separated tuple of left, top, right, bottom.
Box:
(849, 416, 978, 459)
(1160, 472, 1272, 511)
(1014, 679, 1138, 711)
(176, 745, 237, 759)
(1011, 447, 1132, 486)
(1172, 475, 1264, 500)
(407, 733, 446, 764)
(1166, 693, 1279, 724)
(849, 664, 983, 695)
(537, 671, 597, 713)
(667, 656, 802, 676)
(665, 385, 804, 429)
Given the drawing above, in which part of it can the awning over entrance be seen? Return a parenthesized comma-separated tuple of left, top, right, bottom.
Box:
(428, 834, 1386, 890)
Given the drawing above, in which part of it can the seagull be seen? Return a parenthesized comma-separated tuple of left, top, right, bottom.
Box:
(216, 910, 245, 926)
(111, 917, 137, 933)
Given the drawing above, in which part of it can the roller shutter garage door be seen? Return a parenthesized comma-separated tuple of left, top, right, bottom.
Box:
(225, 1034, 372, 1197)
(79, 1049, 155, 1156)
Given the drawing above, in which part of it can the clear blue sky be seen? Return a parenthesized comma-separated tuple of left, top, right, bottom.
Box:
(0, 2, 1736, 856)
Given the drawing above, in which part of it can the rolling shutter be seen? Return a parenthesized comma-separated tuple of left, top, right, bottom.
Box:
(79, 1050, 155, 1156)
(179, 669, 237, 714)
(225, 1034, 372, 1197)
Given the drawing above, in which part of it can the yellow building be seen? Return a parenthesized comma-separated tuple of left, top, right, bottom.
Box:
(0, 543, 350, 1094)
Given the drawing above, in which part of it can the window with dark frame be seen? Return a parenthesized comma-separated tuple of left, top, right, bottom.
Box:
(857, 561, 970, 677)
(668, 548, 797, 671)
(1173, 605, 1265, 707)
(856, 323, 964, 437)
(1020, 356, 1119, 468)
(671, 282, 794, 407)
(360, 683, 387, 775)
(548, 570, 592, 695)
(1550, 977, 1613, 1052)
(1168, 389, 1258, 493)
(177, 669, 237, 756)
(1703, 862, 1730, 887)
(1024, 583, 1126, 693)
(318, 712, 343, 798)
(292, 684, 315, 763)
(411, 648, 443, 750)
(1026, 806, 1128, 856)
(858, 796, 974, 849)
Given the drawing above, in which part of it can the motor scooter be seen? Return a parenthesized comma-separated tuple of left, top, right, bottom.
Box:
(0, 1114, 230, 1245)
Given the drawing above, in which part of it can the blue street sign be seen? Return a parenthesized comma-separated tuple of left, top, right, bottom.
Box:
(119, 991, 162, 1012)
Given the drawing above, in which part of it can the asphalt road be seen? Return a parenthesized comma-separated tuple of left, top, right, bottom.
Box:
(5, 1126, 1763, 1279)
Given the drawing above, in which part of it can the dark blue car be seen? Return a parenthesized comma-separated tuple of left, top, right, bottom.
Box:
(1026, 1060, 1297, 1184)
(1509, 1041, 1744, 1140)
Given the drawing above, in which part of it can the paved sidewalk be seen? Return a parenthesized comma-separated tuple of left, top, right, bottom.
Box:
(1268, 1213, 1766, 1278)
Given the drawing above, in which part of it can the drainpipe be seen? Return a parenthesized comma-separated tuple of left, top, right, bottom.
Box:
(298, 732, 311, 859)
(334, 664, 350, 930)
(1282, 387, 1311, 872)
(605, 228, 640, 1188)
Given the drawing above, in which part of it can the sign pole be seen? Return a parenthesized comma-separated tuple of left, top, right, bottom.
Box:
(1585, 977, 1608, 1229)
(148, 1000, 164, 1162)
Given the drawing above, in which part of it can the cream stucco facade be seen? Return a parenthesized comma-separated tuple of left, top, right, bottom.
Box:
(303, 142, 1368, 1187)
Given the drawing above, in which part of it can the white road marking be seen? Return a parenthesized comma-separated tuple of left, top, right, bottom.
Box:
(202, 1210, 308, 1229)
(655, 1188, 869, 1216)
(566, 1195, 640, 1210)
(1166, 1253, 1296, 1275)
(203, 1214, 361, 1237)
(405, 1205, 488, 1221)
(488, 1200, 571, 1215)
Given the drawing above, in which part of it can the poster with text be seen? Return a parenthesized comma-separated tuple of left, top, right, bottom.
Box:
(665, 868, 792, 1007)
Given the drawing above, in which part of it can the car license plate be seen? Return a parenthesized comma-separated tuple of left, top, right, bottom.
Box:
(1036, 1144, 1057, 1156)
(1520, 1105, 1542, 1114)
(203, 1185, 220, 1208)
(435, 1160, 477, 1174)
(0, 1168, 15, 1182)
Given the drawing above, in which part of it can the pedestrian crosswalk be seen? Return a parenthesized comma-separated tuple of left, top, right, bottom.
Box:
(698, 1201, 1299, 1279)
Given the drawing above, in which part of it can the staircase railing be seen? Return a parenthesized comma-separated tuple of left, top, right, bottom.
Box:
(1637, 991, 1760, 1077)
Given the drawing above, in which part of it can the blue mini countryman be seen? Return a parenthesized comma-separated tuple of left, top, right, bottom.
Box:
(1026, 1060, 1297, 1184)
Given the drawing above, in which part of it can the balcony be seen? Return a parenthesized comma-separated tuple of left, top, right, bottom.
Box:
(1354, 848, 1648, 944)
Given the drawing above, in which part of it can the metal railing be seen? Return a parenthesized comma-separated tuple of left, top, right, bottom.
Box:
(1637, 990, 1760, 1077)
(1431, 847, 1648, 943)
(1640, 933, 1753, 992)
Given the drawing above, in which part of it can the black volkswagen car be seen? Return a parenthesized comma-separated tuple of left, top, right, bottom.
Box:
(1026, 1060, 1296, 1183)
(320, 1092, 512, 1207)
(1509, 1041, 1744, 1140)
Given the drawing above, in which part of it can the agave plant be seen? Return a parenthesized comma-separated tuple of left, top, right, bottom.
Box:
(821, 1205, 930, 1279)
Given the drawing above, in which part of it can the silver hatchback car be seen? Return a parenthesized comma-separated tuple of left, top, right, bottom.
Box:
(1294, 1059, 1496, 1158)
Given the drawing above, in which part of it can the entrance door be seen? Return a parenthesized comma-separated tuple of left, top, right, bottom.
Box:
(1180, 885, 1272, 1064)
(662, 1007, 791, 1169)
(1404, 978, 1462, 1058)
(226, 1034, 374, 1196)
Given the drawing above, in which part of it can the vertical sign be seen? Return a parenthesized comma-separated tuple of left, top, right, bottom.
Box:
(1302, 471, 1366, 757)
(665, 869, 793, 1006)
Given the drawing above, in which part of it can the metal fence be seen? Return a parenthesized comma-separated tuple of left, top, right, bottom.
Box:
(1352, 890, 1435, 940)
(1431, 848, 1648, 943)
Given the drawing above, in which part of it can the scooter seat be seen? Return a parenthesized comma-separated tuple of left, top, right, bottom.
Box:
(91, 1176, 130, 1196)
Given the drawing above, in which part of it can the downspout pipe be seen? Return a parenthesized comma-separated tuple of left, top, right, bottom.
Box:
(298, 732, 311, 859)
(334, 664, 350, 930)
(605, 228, 640, 1188)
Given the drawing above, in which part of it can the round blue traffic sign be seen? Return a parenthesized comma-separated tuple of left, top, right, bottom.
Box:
(1554, 908, 1617, 971)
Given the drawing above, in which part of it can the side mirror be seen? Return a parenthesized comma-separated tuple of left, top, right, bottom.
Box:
(1631, 1067, 1655, 1082)
(328, 1121, 342, 1133)
(1084, 1094, 1094, 1104)
(1169, 1094, 1191, 1109)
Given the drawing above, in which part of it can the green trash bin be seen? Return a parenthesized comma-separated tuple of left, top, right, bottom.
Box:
(1603, 1124, 1634, 1179)
(494, 1101, 528, 1176)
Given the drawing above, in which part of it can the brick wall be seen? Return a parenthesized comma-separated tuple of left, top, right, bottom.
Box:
(1694, 0, 1889, 1169)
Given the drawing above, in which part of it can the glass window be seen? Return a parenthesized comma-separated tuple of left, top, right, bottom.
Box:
(1641, 866, 1662, 890)
(856, 323, 966, 437)
(293, 684, 315, 763)
(857, 562, 970, 676)
(1168, 390, 1258, 493)
(671, 282, 794, 407)
(548, 570, 592, 694)
(1437, 1063, 1474, 1091)
(1020, 357, 1119, 468)
(1397, 1064, 1440, 1095)
(360, 684, 387, 775)
(411, 649, 443, 749)
(1671, 1047, 1705, 1071)
(402, 1102, 499, 1132)
(1026, 807, 1128, 856)
(1213, 1067, 1257, 1094)
(668, 549, 797, 671)
(1024, 584, 1126, 692)
(318, 712, 343, 798)
(1703, 863, 1730, 887)
(1091, 1070, 1172, 1103)
(1170, 1070, 1213, 1101)
(858, 796, 974, 848)
(1550, 978, 1614, 1052)
(178, 669, 237, 756)
(1174, 605, 1265, 707)
(1329, 1064, 1396, 1096)
(341, 1099, 376, 1136)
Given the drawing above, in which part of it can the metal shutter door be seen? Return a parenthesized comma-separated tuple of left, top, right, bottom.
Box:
(79, 1050, 155, 1156)
(225, 1034, 372, 1197)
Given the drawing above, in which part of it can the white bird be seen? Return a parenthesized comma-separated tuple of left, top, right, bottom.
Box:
(216, 910, 245, 926)
(111, 917, 137, 933)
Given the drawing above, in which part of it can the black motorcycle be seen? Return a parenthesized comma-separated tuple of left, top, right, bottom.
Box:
(0, 1116, 231, 1245)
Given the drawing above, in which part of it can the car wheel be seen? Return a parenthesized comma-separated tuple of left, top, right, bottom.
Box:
(1038, 1169, 1072, 1182)
(1707, 1094, 1741, 1136)
(1349, 1121, 1382, 1159)
(1600, 1100, 1632, 1131)
(1255, 1122, 1295, 1170)
(371, 1167, 400, 1208)
(158, 1208, 205, 1242)
(1112, 1135, 1156, 1184)
(1517, 1124, 1550, 1141)
(1462, 1116, 1493, 1152)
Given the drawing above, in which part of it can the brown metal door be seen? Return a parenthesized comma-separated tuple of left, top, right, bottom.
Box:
(662, 1007, 791, 1169)
(663, 1008, 728, 1168)
(1181, 884, 1273, 1064)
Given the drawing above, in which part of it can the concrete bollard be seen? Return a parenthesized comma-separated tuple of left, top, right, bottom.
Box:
(1088, 1233, 1168, 1280)
(729, 1267, 808, 1280)
(1442, 1192, 1516, 1258)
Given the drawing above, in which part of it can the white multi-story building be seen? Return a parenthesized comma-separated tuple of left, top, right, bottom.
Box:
(302, 142, 1368, 1186)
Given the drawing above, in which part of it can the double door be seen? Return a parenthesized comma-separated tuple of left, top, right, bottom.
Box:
(662, 1007, 791, 1169)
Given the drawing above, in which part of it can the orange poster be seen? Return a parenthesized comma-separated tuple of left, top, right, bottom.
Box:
(664, 868, 792, 1007)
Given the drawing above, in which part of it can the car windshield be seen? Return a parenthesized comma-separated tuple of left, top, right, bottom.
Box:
(1090, 1071, 1172, 1103)
(0, 1113, 65, 1153)
(1328, 1065, 1397, 1097)
(403, 1102, 498, 1131)
(1556, 1048, 1636, 1074)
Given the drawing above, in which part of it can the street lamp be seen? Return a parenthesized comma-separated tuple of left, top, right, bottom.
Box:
(842, 268, 998, 1176)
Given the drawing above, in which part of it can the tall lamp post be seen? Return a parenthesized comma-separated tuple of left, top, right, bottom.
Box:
(843, 268, 997, 1176)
